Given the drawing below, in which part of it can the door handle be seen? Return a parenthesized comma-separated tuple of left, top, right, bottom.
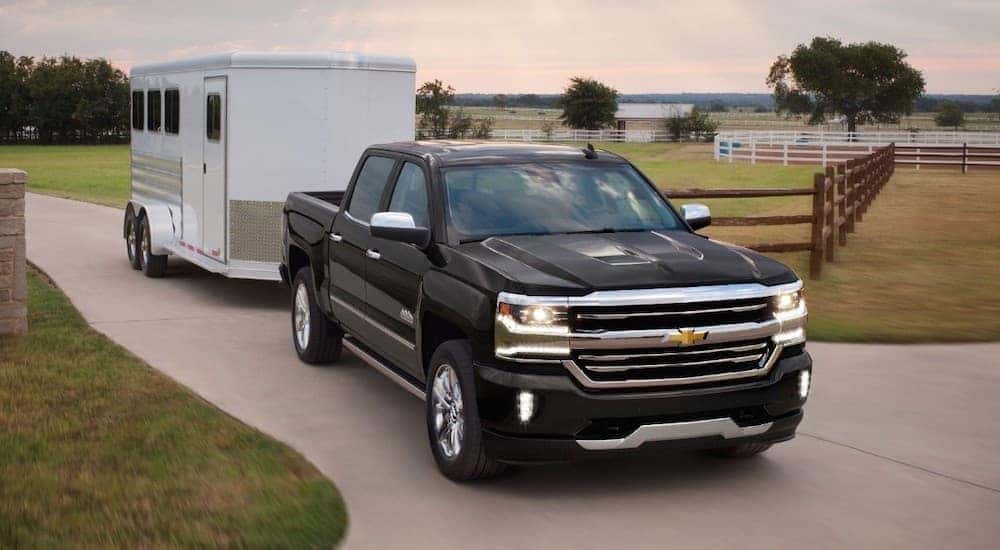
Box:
(330, 233, 343, 243)
(365, 249, 381, 260)
(203, 163, 206, 174)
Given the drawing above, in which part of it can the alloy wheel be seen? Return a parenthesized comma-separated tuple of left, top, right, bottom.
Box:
(294, 283, 311, 350)
(431, 364, 464, 459)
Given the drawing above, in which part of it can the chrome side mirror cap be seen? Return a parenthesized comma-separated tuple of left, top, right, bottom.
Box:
(681, 203, 712, 231)
(370, 212, 430, 248)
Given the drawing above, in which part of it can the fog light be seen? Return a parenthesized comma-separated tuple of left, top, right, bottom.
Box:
(516, 390, 536, 423)
(798, 370, 811, 400)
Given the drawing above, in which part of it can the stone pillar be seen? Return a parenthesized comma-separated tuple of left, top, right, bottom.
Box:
(0, 169, 27, 335)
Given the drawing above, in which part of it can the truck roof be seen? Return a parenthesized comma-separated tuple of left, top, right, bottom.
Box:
(369, 141, 628, 166)
(130, 51, 416, 76)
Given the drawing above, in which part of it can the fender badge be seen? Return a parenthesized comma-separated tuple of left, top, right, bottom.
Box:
(665, 328, 708, 347)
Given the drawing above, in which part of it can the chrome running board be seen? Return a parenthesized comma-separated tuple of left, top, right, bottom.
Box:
(576, 417, 773, 451)
(343, 338, 425, 400)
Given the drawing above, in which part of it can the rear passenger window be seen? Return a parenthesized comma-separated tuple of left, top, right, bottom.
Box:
(388, 163, 429, 228)
(147, 90, 161, 131)
(164, 89, 180, 134)
(206, 94, 221, 141)
(347, 156, 396, 223)
(131, 90, 144, 130)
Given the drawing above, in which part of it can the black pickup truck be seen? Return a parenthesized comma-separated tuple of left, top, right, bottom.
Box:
(281, 142, 812, 481)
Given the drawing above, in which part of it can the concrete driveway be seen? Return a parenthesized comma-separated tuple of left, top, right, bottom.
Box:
(25, 193, 1000, 549)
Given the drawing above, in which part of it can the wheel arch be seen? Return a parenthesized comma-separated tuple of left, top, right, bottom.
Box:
(129, 200, 177, 256)
(419, 271, 495, 377)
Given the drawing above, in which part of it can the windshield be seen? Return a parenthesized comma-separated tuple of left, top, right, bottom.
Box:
(443, 163, 681, 242)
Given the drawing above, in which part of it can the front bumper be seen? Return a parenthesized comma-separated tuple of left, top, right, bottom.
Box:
(474, 350, 811, 463)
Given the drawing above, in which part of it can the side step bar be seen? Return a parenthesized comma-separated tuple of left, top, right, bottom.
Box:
(342, 337, 426, 400)
(576, 417, 773, 451)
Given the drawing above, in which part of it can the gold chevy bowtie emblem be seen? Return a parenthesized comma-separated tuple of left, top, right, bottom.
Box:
(666, 328, 708, 347)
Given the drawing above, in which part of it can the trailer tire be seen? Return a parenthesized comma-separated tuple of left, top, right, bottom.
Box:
(138, 214, 167, 278)
(426, 340, 507, 482)
(292, 267, 343, 364)
(124, 208, 141, 270)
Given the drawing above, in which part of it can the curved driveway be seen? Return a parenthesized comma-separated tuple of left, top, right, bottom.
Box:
(26, 193, 1000, 549)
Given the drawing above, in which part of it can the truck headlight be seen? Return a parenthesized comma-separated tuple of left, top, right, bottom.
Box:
(495, 294, 570, 360)
(772, 289, 803, 315)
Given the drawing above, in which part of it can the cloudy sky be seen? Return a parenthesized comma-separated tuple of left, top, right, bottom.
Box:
(1, 0, 997, 94)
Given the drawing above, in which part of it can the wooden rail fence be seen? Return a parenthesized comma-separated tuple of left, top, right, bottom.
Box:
(666, 144, 896, 279)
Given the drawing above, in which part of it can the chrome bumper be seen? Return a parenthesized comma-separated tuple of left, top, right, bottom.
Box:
(576, 417, 774, 451)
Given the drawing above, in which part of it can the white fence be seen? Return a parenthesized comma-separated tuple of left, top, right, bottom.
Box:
(715, 130, 1000, 167)
(488, 128, 711, 143)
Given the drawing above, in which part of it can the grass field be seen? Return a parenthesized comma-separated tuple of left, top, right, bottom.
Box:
(0, 145, 130, 208)
(0, 142, 996, 342)
(0, 268, 347, 547)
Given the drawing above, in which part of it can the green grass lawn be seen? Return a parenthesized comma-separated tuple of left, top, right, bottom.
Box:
(0, 145, 130, 208)
(1, 142, 996, 342)
(0, 268, 347, 547)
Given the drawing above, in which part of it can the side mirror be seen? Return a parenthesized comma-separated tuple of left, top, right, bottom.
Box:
(370, 212, 430, 248)
(681, 203, 712, 231)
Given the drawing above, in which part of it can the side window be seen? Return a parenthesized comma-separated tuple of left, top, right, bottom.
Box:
(347, 156, 396, 223)
(388, 162, 429, 228)
(164, 89, 180, 134)
(147, 90, 161, 132)
(131, 90, 144, 130)
(206, 94, 221, 141)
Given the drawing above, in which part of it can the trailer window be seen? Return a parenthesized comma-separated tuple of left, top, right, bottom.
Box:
(164, 89, 180, 134)
(147, 90, 161, 132)
(131, 90, 144, 130)
(347, 156, 396, 224)
(206, 94, 221, 141)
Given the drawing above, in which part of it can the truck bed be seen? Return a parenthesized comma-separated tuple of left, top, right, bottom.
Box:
(284, 191, 344, 228)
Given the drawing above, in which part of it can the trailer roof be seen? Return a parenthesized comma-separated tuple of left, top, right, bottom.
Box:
(130, 51, 416, 76)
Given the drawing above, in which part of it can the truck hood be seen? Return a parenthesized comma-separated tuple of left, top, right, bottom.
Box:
(457, 230, 797, 293)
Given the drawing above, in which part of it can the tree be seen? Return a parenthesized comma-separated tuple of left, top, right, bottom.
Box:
(767, 37, 925, 134)
(990, 96, 1000, 121)
(0, 52, 33, 140)
(558, 77, 618, 130)
(493, 94, 508, 110)
(934, 100, 965, 129)
(666, 108, 718, 141)
(416, 80, 455, 139)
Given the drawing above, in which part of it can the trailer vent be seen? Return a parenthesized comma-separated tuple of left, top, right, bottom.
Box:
(228, 200, 285, 263)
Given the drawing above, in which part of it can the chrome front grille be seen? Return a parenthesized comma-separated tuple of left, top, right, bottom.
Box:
(573, 339, 772, 383)
(572, 298, 771, 333)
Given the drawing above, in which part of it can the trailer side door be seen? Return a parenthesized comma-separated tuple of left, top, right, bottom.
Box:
(202, 76, 227, 262)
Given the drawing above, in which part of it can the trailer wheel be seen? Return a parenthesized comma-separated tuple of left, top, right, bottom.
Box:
(138, 214, 167, 278)
(292, 266, 343, 364)
(124, 209, 141, 270)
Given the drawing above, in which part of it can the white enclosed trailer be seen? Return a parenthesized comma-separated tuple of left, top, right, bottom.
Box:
(124, 51, 416, 280)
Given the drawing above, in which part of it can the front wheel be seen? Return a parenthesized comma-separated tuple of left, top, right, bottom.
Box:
(291, 267, 343, 364)
(426, 340, 506, 481)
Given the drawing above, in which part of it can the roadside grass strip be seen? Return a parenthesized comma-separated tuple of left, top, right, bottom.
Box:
(0, 268, 347, 547)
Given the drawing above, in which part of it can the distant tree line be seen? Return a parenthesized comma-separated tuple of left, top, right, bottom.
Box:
(0, 51, 130, 144)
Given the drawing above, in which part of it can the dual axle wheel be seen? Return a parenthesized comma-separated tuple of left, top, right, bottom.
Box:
(124, 209, 166, 278)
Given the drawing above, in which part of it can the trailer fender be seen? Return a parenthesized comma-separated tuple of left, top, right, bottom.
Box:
(129, 200, 178, 256)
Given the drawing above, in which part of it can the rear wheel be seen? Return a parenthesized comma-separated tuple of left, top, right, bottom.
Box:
(426, 340, 506, 481)
(291, 267, 343, 364)
(708, 442, 772, 458)
(138, 215, 167, 278)
(124, 209, 141, 270)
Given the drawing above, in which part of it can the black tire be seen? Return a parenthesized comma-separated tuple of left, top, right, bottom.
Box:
(291, 267, 343, 364)
(426, 340, 506, 481)
(138, 215, 167, 278)
(708, 442, 772, 458)
(124, 209, 141, 270)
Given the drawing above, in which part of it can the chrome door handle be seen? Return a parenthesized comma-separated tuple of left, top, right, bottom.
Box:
(330, 233, 343, 242)
(365, 249, 381, 260)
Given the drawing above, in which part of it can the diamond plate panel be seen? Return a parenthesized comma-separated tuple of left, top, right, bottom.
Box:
(228, 200, 284, 263)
